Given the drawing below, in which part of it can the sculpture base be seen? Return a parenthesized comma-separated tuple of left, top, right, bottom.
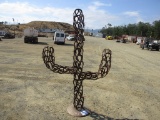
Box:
(67, 104, 90, 117)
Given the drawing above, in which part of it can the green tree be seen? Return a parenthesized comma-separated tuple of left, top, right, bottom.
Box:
(153, 20, 160, 39)
(127, 24, 137, 35)
(101, 19, 160, 39)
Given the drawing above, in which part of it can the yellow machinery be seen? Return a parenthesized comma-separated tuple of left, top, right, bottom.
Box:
(105, 36, 113, 40)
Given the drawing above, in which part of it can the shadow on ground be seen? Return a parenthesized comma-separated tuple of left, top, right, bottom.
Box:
(89, 111, 140, 120)
(57, 43, 74, 46)
(36, 42, 48, 45)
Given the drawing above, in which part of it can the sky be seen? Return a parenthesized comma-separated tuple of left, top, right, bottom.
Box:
(0, 0, 160, 29)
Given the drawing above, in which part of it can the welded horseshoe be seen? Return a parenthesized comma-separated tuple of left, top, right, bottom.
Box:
(42, 8, 112, 117)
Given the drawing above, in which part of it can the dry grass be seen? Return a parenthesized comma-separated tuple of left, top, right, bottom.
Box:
(0, 37, 160, 120)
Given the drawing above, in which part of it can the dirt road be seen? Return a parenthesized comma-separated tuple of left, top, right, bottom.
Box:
(0, 36, 160, 120)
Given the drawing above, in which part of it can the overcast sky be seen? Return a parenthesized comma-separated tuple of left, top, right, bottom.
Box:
(0, 0, 160, 29)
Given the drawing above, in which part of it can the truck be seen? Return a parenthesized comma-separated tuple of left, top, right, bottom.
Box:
(0, 30, 15, 39)
(2, 32, 15, 39)
(0, 30, 6, 37)
(24, 27, 38, 43)
(53, 31, 65, 44)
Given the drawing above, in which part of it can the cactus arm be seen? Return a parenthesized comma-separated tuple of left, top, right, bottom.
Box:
(42, 46, 74, 74)
(81, 48, 112, 80)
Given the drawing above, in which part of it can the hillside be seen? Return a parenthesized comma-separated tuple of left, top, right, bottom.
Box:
(0, 21, 74, 37)
(20, 21, 74, 31)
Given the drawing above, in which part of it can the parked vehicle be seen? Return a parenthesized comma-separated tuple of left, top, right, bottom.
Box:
(0, 30, 6, 37)
(66, 35, 75, 41)
(2, 32, 15, 39)
(116, 37, 127, 43)
(53, 31, 65, 44)
(24, 27, 38, 43)
(121, 38, 127, 43)
(105, 36, 113, 40)
(140, 38, 159, 51)
(116, 36, 121, 42)
(116, 39, 120, 42)
(148, 40, 159, 51)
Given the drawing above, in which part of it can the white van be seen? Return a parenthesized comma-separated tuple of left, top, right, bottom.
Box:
(53, 31, 65, 44)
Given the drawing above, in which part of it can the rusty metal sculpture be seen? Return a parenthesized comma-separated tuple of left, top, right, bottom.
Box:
(42, 9, 112, 117)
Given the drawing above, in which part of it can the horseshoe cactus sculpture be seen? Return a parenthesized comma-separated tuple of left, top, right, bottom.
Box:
(42, 9, 112, 117)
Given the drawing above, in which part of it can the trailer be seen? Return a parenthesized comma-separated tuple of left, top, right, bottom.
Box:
(24, 28, 38, 43)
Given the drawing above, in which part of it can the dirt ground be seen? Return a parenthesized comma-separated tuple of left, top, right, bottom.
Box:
(0, 36, 160, 120)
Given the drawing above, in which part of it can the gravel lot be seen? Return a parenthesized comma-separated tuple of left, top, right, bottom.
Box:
(0, 36, 160, 120)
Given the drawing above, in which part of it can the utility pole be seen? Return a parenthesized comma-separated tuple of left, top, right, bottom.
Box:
(12, 18, 15, 38)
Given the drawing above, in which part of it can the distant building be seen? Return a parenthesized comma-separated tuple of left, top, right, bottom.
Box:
(38, 28, 75, 37)
(93, 33, 103, 38)
(83, 31, 90, 36)
(127, 35, 137, 42)
(38, 28, 65, 37)
(136, 36, 146, 44)
(39, 28, 58, 33)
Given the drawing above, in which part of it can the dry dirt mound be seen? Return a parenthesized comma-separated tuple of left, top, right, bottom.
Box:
(20, 21, 74, 31)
